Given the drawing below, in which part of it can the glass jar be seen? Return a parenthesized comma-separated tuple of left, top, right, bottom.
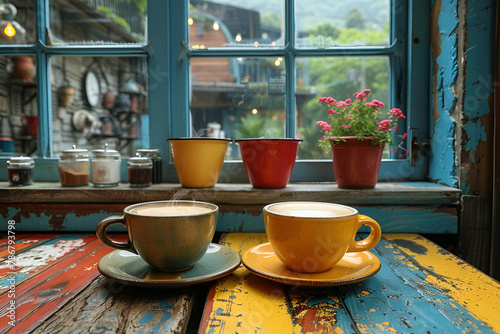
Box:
(136, 149, 162, 183)
(7, 156, 34, 186)
(127, 156, 152, 188)
(59, 146, 90, 186)
(92, 144, 121, 187)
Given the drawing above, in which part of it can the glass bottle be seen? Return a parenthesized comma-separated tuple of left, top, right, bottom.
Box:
(127, 156, 152, 187)
(7, 156, 34, 186)
(59, 146, 90, 186)
(136, 148, 162, 183)
(92, 143, 121, 187)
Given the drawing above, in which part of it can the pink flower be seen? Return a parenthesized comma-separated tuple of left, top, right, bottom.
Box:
(376, 119, 392, 131)
(365, 100, 385, 110)
(389, 108, 405, 119)
(316, 120, 331, 132)
(319, 97, 337, 106)
(341, 125, 351, 129)
(327, 109, 338, 115)
(355, 92, 367, 101)
(402, 133, 407, 140)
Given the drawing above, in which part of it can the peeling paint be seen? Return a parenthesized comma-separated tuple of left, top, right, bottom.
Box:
(429, 0, 459, 188)
(463, 119, 487, 151)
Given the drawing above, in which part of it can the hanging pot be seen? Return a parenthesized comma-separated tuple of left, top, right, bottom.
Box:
(58, 86, 75, 107)
(328, 136, 384, 189)
(102, 91, 115, 109)
(12, 56, 36, 82)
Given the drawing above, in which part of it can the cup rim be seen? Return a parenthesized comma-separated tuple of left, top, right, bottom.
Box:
(124, 200, 219, 217)
(168, 137, 231, 142)
(263, 201, 358, 219)
(235, 138, 303, 143)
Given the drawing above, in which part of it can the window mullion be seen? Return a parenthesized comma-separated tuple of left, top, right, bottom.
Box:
(36, 0, 52, 157)
(285, 0, 296, 138)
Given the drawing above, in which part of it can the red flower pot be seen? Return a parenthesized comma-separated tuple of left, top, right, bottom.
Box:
(236, 139, 302, 189)
(329, 136, 384, 189)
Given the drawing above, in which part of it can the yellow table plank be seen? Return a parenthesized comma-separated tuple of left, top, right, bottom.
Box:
(199, 233, 295, 333)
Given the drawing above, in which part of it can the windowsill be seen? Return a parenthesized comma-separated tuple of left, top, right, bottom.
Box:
(1, 181, 461, 206)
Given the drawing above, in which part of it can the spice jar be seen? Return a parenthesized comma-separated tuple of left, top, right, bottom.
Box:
(127, 156, 152, 188)
(92, 144, 121, 187)
(136, 149, 162, 183)
(7, 156, 34, 186)
(59, 146, 90, 186)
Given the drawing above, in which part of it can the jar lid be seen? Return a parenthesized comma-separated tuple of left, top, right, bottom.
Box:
(92, 143, 120, 157)
(128, 156, 152, 167)
(7, 156, 35, 167)
(61, 147, 89, 158)
(136, 149, 160, 155)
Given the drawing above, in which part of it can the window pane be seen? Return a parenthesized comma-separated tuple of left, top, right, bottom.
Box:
(49, 0, 146, 45)
(295, 0, 390, 48)
(296, 56, 390, 160)
(189, 0, 284, 48)
(190, 56, 286, 159)
(0, 55, 38, 156)
(0, 1, 36, 44)
(51, 56, 148, 157)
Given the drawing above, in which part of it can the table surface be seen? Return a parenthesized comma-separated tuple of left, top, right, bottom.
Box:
(1, 232, 499, 333)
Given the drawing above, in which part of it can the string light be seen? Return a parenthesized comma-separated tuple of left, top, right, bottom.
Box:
(252, 109, 258, 115)
(213, 22, 219, 30)
(3, 22, 15, 37)
(188, 18, 193, 25)
(235, 34, 242, 42)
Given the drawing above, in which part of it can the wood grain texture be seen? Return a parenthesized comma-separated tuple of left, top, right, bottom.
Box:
(30, 276, 194, 334)
(0, 234, 195, 334)
(201, 233, 500, 333)
(0, 182, 461, 205)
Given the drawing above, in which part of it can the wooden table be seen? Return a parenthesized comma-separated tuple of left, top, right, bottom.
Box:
(1, 233, 499, 333)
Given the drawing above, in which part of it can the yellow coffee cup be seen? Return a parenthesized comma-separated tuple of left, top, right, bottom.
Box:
(263, 201, 382, 273)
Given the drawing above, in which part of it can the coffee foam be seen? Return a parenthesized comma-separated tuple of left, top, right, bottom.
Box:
(267, 202, 355, 218)
(131, 204, 212, 216)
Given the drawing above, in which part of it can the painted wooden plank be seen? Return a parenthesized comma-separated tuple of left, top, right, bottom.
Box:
(203, 233, 500, 333)
(0, 236, 113, 332)
(0, 234, 97, 293)
(0, 234, 58, 258)
(217, 205, 458, 234)
(199, 233, 295, 333)
(381, 234, 500, 332)
(1, 182, 461, 205)
(29, 275, 194, 334)
(3, 204, 458, 234)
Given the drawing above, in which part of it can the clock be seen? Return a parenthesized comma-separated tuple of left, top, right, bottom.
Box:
(82, 69, 101, 107)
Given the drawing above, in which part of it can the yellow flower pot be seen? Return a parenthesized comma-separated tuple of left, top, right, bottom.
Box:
(168, 138, 230, 188)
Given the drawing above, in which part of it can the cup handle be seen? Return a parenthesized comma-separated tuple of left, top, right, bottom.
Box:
(96, 215, 137, 254)
(347, 215, 382, 253)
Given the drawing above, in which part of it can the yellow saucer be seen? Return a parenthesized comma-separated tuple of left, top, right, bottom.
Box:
(242, 243, 381, 287)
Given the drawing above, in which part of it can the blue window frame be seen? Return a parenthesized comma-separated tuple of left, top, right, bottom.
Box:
(0, 0, 429, 183)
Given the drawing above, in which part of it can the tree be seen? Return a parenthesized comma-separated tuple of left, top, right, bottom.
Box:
(345, 8, 366, 30)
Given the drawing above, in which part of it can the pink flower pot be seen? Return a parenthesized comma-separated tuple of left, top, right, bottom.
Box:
(236, 139, 302, 189)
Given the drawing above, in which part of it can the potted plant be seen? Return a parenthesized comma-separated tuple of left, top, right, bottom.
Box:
(316, 88, 406, 189)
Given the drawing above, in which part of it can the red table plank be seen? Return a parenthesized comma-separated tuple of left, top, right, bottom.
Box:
(0, 235, 126, 333)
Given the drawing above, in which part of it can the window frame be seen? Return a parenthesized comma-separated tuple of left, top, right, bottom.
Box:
(0, 0, 430, 183)
(166, 0, 429, 183)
